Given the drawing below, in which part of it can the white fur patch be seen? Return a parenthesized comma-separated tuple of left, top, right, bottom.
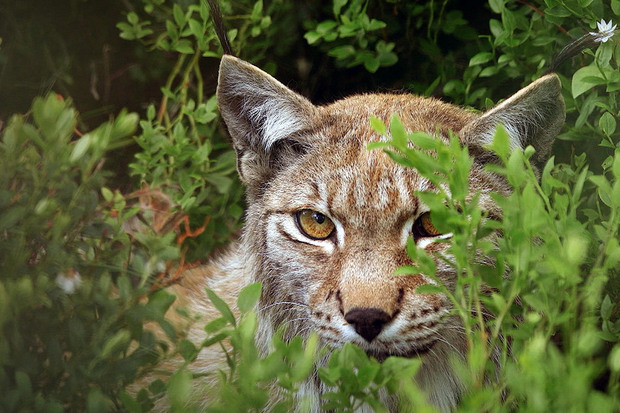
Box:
(247, 98, 305, 149)
(401, 217, 415, 246)
(269, 213, 336, 253)
(417, 232, 453, 249)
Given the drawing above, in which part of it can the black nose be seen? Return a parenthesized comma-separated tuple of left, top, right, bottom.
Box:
(344, 308, 392, 342)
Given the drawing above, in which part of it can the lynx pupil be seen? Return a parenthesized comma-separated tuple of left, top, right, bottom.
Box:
(314, 212, 325, 224)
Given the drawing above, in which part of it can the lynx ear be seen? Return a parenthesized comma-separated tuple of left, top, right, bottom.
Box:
(217, 55, 318, 190)
(460, 74, 565, 164)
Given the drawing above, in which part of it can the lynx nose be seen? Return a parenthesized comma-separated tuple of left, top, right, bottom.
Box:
(344, 308, 392, 342)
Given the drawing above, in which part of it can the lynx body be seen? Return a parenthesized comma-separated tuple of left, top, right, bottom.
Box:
(156, 55, 565, 412)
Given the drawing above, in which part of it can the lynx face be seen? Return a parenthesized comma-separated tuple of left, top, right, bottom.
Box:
(213, 55, 565, 410)
(242, 95, 506, 360)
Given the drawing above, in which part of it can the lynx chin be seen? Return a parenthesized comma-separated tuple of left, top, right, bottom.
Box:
(146, 55, 565, 412)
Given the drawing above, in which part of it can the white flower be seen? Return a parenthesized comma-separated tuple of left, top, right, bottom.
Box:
(590, 19, 617, 43)
(56, 270, 83, 294)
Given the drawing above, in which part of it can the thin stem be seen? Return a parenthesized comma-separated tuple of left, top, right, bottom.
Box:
(158, 54, 187, 127)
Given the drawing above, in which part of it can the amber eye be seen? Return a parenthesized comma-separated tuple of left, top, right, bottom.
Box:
(412, 212, 443, 239)
(296, 209, 335, 240)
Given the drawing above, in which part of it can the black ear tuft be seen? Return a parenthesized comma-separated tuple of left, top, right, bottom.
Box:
(547, 21, 617, 73)
(207, 0, 234, 56)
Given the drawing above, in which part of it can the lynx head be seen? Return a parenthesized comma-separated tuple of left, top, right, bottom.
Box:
(216, 55, 564, 409)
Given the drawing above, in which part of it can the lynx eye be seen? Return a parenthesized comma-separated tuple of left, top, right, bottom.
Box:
(412, 212, 442, 239)
(296, 209, 335, 240)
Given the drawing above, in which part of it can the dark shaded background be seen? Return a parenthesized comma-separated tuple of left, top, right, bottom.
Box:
(0, 0, 496, 120)
(1, 0, 533, 187)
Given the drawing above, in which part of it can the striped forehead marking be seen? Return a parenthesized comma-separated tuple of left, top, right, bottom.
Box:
(320, 163, 422, 228)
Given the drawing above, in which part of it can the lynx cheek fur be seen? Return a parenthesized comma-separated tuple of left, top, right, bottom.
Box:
(156, 55, 565, 412)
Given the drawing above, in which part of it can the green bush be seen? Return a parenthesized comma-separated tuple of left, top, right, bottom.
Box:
(1, 0, 620, 412)
(0, 94, 184, 411)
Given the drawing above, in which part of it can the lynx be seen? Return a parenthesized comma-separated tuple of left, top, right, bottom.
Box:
(153, 55, 565, 412)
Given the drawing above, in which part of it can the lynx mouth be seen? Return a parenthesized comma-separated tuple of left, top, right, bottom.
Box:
(367, 339, 438, 362)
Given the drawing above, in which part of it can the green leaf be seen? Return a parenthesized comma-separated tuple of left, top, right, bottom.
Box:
(590, 175, 613, 207)
(370, 116, 386, 135)
(178, 339, 198, 362)
(251, 0, 263, 20)
(145, 289, 176, 318)
(237, 282, 262, 312)
(167, 369, 193, 408)
(328, 45, 355, 59)
(86, 390, 113, 413)
(205, 316, 229, 333)
(316, 20, 339, 33)
(416, 284, 444, 294)
(112, 112, 139, 139)
(173, 4, 186, 29)
(409, 132, 440, 150)
(489, 18, 504, 38)
(469, 52, 494, 66)
(127, 12, 139, 25)
(601, 295, 613, 320)
(357, 363, 380, 387)
(523, 294, 547, 312)
(488, 0, 504, 13)
(486, 123, 511, 161)
(479, 66, 499, 77)
(572, 65, 605, 98)
(612, 154, 620, 180)
(15, 371, 32, 401)
(101, 187, 114, 202)
(174, 39, 194, 54)
(596, 41, 614, 68)
(206, 288, 236, 326)
(545, 6, 572, 17)
(166, 20, 179, 41)
(202, 332, 229, 347)
(205, 174, 233, 194)
(100, 329, 131, 358)
(364, 57, 381, 73)
(318, 367, 340, 387)
(304, 31, 322, 45)
(367, 19, 387, 31)
(119, 391, 142, 413)
(599, 112, 617, 136)
(149, 379, 167, 396)
(333, 0, 348, 16)
(55, 106, 77, 138)
(610, 345, 620, 372)
(33, 94, 76, 142)
(188, 19, 205, 39)
(377, 49, 398, 67)
(389, 114, 407, 149)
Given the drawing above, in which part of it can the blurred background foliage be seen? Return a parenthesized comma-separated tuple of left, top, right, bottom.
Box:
(2, 0, 618, 179)
(1, 0, 620, 411)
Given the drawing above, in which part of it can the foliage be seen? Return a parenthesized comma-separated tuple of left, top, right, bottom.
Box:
(304, 0, 398, 73)
(181, 283, 321, 413)
(0, 94, 184, 412)
(118, 0, 252, 260)
(2, 0, 620, 412)
(369, 116, 620, 412)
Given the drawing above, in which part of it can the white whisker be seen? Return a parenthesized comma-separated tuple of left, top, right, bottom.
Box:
(422, 326, 462, 355)
(258, 301, 310, 311)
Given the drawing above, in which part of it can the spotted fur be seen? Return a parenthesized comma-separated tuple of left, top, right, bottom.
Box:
(149, 56, 565, 412)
